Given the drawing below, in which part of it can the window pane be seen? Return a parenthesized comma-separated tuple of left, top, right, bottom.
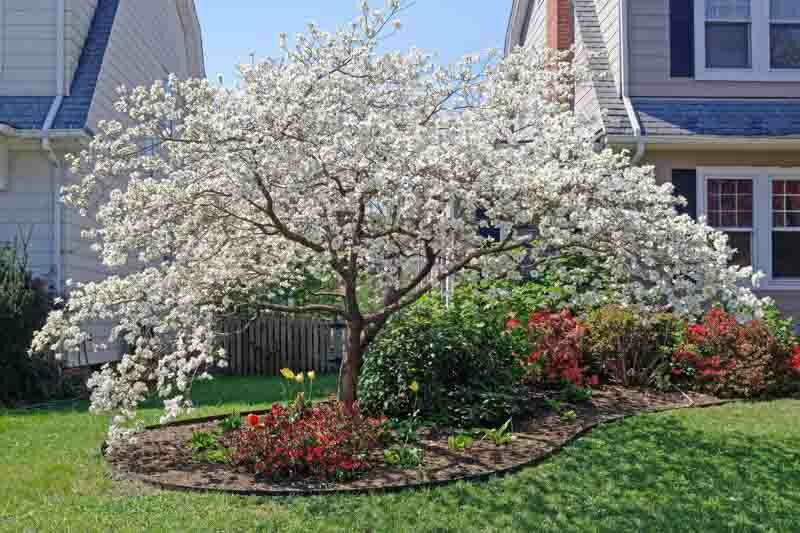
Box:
(771, 24, 800, 68)
(788, 212, 800, 227)
(726, 231, 752, 268)
(707, 178, 753, 228)
(707, 0, 751, 19)
(720, 195, 736, 210)
(772, 0, 800, 19)
(773, 232, 800, 277)
(707, 23, 751, 68)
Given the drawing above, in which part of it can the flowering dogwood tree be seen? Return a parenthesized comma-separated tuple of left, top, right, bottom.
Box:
(32, 1, 763, 443)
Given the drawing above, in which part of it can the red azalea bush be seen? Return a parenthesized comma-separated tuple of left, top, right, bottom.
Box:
(671, 308, 800, 397)
(515, 309, 597, 388)
(226, 400, 387, 481)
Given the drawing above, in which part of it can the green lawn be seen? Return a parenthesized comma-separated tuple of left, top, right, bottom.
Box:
(1, 376, 798, 533)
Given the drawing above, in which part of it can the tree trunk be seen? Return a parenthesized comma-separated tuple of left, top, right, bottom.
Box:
(338, 320, 363, 407)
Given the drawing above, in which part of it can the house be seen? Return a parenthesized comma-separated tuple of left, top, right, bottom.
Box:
(0, 0, 205, 365)
(506, 0, 800, 319)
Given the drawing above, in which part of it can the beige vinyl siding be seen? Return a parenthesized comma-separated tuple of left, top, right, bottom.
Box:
(0, 0, 58, 96)
(643, 149, 800, 185)
(523, 0, 547, 49)
(86, 0, 199, 130)
(0, 150, 55, 280)
(64, 0, 97, 93)
(629, 0, 800, 97)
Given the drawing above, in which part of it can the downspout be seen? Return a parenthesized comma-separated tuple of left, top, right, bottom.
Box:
(43, 0, 66, 294)
(618, 0, 645, 164)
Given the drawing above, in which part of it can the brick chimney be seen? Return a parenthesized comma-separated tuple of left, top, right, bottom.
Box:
(547, 0, 574, 50)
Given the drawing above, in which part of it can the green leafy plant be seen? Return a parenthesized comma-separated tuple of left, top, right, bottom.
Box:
(583, 305, 684, 387)
(560, 410, 578, 422)
(0, 239, 70, 406)
(384, 445, 423, 468)
(560, 383, 593, 403)
(189, 431, 218, 452)
(360, 292, 525, 427)
(218, 413, 242, 434)
(478, 418, 514, 446)
(447, 434, 474, 451)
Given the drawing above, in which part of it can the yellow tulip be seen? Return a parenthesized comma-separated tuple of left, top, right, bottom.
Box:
(280, 368, 295, 380)
(409, 381, 420, 394)
(307, 371, 316, 381)
(294, 372, 305, 384)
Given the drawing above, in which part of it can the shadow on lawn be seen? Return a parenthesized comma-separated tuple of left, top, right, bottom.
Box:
(300, 412, 800, 532)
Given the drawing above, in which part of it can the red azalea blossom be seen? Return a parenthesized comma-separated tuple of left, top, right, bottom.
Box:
(588, 375, 600, 387)
(789, 347, 800, 372)
(505, 318, 522, 330)
(227, 399, 387, 482)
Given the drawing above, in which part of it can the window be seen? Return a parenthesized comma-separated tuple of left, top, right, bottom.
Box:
(771, 179, 800, 278)
(770, 0, 800, 69)
(698, 168, 800, 289)
(705, 177, 753, 268)
(695, 0, 800, 80)
(705, 0, 751, 69)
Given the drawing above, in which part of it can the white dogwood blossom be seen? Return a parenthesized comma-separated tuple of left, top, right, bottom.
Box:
(32, 1, 764, 445)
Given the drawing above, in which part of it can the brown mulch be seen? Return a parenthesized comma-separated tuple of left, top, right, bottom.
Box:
(105, 387, 727, 496)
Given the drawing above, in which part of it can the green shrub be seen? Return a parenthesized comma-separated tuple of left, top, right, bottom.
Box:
(583, 305, 685, 387)
(359, 293, 526, 427)
(0, 244, 66, 406)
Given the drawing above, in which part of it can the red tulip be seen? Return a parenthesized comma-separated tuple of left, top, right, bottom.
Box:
(247, 413, 260, 426)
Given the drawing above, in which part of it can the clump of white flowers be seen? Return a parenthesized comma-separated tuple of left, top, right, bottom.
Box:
(32, 1, 764, 447)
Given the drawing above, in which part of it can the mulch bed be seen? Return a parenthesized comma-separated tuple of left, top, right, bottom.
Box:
(105, 387, 728, 496)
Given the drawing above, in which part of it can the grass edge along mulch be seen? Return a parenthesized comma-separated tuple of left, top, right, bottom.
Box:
(105, 387, 730, 497)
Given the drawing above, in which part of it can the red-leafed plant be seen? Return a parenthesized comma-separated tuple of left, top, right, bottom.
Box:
(226, 399, 387, 481)
(671, 308, 797, 397)
(518, 309, 594, 387)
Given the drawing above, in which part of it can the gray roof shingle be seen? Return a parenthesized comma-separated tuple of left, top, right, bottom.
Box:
(634, 99, 800, 137)
(0, 0, 119, 131)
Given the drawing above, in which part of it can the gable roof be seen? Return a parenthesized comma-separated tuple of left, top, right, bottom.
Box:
(633, 99, 800, 138)
(0, 0, 120, 131)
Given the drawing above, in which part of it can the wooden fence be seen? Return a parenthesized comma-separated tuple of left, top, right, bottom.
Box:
(221, 316, 346, 376)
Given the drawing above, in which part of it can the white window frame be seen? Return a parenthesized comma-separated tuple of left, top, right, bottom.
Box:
(695, 1, 800, 81)
(697, 167, 800, 290)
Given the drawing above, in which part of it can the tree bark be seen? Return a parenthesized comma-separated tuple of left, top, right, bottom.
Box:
(338, 319, 363, 407)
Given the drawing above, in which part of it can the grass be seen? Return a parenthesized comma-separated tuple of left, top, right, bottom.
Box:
(1, 376, 799, 532)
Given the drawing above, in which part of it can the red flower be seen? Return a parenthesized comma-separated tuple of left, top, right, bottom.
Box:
(588, 375, 600, 387)
(527, 350, 543, 363)
(247, 413, 260, 426)
(505, 318, 522, 330)
(789, 346, 800, 372)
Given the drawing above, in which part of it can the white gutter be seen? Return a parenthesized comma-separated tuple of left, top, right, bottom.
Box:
(606, 134, 800, 149)
(42, 0, 66, 294)
(618, 0, 645, 164)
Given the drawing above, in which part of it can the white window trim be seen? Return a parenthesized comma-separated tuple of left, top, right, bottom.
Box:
(694, 1, 800, 82)
(697, 167, 800, 291)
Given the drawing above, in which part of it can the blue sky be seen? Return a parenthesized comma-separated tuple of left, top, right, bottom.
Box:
(195, 1, 510, 86)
